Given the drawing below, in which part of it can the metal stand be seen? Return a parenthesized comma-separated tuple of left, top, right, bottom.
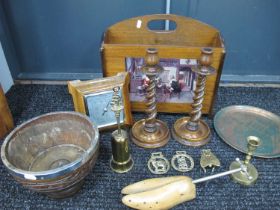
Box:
(172, 48, 215, 146)
(230, 136, 260, 186)
(194, 136, 260, 185)
(131, 48, 170, 148)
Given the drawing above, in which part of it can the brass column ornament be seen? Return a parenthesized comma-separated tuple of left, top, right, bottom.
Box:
(172, 48, 215, 146)
(131, 48, 170, 148)
(230, 136, 260, 186)
(110, 87, 133, 173)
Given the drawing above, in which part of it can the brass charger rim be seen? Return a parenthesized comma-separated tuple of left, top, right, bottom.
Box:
(172, 117, 211, 147)
(214, 105, 280, 158)
(130, 119, 170, 148)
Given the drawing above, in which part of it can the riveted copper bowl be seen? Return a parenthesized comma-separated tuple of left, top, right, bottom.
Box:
(1, 112, 99, 198)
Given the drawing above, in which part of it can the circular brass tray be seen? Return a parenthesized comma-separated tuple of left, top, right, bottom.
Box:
(214, 105, 280, 158)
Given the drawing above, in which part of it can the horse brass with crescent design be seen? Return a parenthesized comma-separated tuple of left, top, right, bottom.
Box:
(147, 152, 170, 174)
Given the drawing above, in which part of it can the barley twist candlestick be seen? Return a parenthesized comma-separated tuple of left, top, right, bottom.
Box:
(144, 65, 157, 133)
(172, 48, 215, 146)
(131, 48, 170, 148)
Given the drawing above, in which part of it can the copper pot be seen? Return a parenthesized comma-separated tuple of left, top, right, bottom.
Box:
(1, 112, 99, 198)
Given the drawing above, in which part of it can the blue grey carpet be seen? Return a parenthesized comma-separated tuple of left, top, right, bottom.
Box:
(1, 85, 280, 210)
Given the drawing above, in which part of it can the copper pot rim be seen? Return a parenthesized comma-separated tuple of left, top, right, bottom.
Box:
(1, 111, 99, 180)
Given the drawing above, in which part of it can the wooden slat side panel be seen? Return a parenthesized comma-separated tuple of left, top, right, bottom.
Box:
(0, 85, 14, 139)
(103, 46, 223, 75)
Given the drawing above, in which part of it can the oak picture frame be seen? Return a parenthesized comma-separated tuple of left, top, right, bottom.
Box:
(68, 72, 133, 131)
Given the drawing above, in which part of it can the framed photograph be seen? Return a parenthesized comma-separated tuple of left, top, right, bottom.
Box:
(126, 57, 197, 104)
(68, 72, 133, 131)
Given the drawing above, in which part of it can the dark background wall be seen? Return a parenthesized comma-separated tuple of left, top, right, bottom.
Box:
(0, 0, 279, 82)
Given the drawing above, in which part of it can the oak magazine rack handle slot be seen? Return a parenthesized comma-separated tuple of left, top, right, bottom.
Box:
(142, 15, 179, 34)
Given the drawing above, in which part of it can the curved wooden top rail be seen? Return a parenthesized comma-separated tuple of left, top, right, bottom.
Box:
(104, 14, 223, 47)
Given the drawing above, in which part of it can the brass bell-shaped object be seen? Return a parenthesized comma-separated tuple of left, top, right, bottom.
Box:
(110, 87, 133, 173)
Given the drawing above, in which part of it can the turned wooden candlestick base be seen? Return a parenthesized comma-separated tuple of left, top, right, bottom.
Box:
(131, 119, 170, 148)
(172, 117, 210, 147)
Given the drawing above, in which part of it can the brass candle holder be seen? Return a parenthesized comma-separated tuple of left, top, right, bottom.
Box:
(131, 48, 170, 148)
(230, 136, 260, 186)
(110, 87, 133, 173)
(172, 48, 215, 146)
